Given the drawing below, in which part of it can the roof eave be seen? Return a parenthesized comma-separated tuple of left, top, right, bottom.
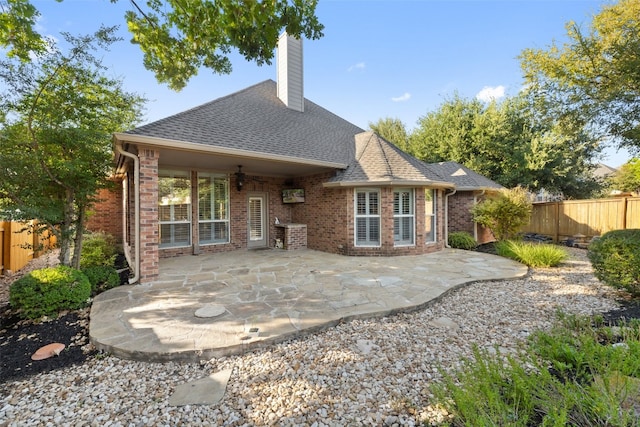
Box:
(113, 132, 349, 170)
(454, 186, 503, 192)
(323, 179, 455, 189)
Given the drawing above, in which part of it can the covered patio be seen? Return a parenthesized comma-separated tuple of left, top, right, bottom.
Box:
(89, 249, 527, 362)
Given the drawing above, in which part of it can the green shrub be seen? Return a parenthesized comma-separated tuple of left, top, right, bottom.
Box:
(471, 187, 532, 241)
(496, 240, 568, 267)
(448, 231, 477, 250)
(81, 265, 120, 295)
(9, 266, 91, 319)
(588, 229, 640, 295)
(430, 313, 640, 426)
(80, 231, 117, 268)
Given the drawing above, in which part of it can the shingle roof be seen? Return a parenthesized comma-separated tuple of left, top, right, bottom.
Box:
(430, 161, 504, 190)
(127, 80, 363, 165)
(326, 132, 453, 187)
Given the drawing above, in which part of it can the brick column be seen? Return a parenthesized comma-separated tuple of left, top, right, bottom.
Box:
(138, 149, 159, 283)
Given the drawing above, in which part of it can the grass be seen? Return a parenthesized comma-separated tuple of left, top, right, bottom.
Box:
(429, 313, 640, 426)
(495, 240, 568, 267)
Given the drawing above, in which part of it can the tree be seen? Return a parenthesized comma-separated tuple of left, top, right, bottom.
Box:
(613, 158, 640, 194)
(1, 0, 324, 90)
(407, 93, 602, 199)
(471, 187, 532, 241)
(368, 117, 410, 152)
(0, 27, 145, 268)
(520, 0, 640, 154)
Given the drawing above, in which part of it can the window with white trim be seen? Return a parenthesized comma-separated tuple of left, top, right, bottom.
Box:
(198, 173, 229, 245)
(394, 189, 415, 246)
(354, 189, 380, 246)
(159, 170, 191, 248)
(425, 189, 436, 243)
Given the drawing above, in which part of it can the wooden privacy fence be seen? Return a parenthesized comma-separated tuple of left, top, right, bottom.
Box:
(522, 197, 640, 242)
(0, 221, 57, 275)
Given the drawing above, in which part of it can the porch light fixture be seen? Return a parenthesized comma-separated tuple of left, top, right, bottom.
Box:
(235, 165, 246, 191)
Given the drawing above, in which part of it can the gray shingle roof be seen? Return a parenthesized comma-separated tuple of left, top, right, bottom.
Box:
(127, 80, 363, 165)
(326, 132, 453, 187)
(430, 161, 504, 190)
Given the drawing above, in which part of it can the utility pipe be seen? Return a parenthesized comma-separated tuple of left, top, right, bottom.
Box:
(444, 188, 457, 248)
(115, 142, 140, 284)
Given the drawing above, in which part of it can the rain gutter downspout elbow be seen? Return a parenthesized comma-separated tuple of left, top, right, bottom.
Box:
(115, 142, 140, 284)
(444, 188, 457, 248)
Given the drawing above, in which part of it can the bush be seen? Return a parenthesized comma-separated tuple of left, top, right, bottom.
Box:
(430, 313, 640, 426)
(496, 240, 568, 267)
(448, 231, 477, 250)
(471, 187, 532, 241)
(80, 231, 117, 268)
(9, 266, 91, 319)
(588, 229, 640, 295)
(81, 265, 120, 295)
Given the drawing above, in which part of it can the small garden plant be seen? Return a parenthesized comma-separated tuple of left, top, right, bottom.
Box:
(471, 187, 532, 241)
(429, 313, 640, 426)
(588, 229, 640, 296)
(447, 231, 477, 250)
(496, 240, 568, 267)
(9, 266, 92, 319)
(80, 231, 118, 268)
(81, 265, 120, 295)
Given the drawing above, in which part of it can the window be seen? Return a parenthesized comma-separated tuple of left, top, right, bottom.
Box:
(425, 189, 436, 243)
(355, 189, 380, 246)
(394, 189, 414, 246)
(198, 173, 229, 245)
(159, 170, 191, 248)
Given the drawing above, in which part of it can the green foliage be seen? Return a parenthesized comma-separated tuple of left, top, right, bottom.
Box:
(520, 0, 640, 153)
(405, 93, 602, 198)
(0, 27, 144, 269)
(431, 313, 640, 426)
(81, 265, 120, 295)
(471, 187, 533, 241)
(368, 117, 410, 152)
(614, 158, 640, 194)
(0, 0, 52, 61)
(588, 229, 640, 296)
(447, 231, 477, 250)
(9, 266, 91, 319)
(496, 240, 568, 267)
(80, 232, 118, 268)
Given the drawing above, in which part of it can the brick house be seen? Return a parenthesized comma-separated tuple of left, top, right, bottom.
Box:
(105, 34, 501, 284)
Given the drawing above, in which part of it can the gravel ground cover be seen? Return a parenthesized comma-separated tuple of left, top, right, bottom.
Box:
(0, 248, 632, 426)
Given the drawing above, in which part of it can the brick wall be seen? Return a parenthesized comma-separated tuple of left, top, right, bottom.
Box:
(86, 184, 123, 243)
(138, 149, 159, 283)
(448, 191, 496, 244)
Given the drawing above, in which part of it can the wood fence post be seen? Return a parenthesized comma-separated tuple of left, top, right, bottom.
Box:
(554, 202, 560, 243)
(622, 197, 628, 230)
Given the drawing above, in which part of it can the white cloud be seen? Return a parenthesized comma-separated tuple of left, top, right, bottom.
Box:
(391, 92, 411, 102)
(347, 62, 366, 72)
(476, 85, 506, 102)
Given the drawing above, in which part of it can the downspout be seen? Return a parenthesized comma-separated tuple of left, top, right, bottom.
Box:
(444, 188, 457, 248)
(115, 142, 140, 284)
(473, 189, 486, 242)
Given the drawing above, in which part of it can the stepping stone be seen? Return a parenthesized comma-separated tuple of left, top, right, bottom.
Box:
(194, 304, 226, 318)
(31, 343, 65, 361)
(356, 339, 378, 354)
(169, 369, 232, 406)
(429, 317, 460, 330)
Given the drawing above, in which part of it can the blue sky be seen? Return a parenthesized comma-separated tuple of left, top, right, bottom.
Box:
(31, 0, 631, 167)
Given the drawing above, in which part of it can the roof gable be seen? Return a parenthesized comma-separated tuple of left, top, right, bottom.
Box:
(430, 161, 504, 190)
(127, 80, 363, 165)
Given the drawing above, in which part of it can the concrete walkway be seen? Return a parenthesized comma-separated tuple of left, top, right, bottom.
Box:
(89, 248, 527, 362)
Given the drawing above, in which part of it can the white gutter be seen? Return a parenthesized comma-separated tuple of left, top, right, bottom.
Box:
(444, 188, 457, 248)
(323, 180, 455, 189)
(115, 142, 140, 284)
(113, 133, 347, 170)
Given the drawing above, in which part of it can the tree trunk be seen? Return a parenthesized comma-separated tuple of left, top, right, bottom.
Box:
(58, 190, 76, 267)
(71, 204, 86, 270)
